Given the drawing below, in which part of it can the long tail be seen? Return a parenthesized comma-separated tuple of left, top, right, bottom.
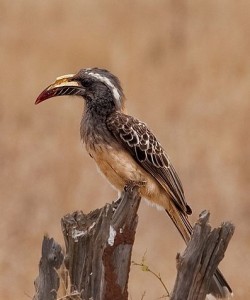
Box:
(165, 206, 232, 299)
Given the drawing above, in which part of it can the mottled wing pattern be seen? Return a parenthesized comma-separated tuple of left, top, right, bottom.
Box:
(107, 112, 191, 215)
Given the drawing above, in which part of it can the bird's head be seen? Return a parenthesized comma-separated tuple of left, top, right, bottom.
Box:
(35, 68, 125, 112)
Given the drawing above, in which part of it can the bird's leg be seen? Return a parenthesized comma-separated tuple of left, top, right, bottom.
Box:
(114, 179, 146, 204)
(125, 180, 146, 191)
(114, 180, 146, 203)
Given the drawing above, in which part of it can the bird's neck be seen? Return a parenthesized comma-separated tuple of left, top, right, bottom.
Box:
(87, 95, 116, 118)
(80, 99, 117, 146)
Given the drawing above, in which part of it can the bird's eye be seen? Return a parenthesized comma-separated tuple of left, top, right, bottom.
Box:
(82, 78, 92, 87)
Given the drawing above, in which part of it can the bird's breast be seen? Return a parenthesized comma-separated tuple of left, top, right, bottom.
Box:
(87, 143, 146, 190)
(85, 142, 170, 210)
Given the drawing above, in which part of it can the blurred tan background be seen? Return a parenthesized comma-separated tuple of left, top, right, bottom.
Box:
(1, 1, 249, 299)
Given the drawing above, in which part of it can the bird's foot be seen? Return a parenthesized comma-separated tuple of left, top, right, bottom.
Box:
(125, 180, 146, 191)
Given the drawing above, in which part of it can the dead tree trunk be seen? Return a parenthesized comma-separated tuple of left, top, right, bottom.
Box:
(33, 236, 64, 300)
(171, 210, 235, 300)
(33, 188, 234, 300)
(61, 185, 141, 300)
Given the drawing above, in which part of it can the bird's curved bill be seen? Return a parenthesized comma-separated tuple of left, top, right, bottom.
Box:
(35, 74, 83, 104)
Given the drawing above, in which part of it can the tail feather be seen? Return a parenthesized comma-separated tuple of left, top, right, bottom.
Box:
(165, 207, 232, 299)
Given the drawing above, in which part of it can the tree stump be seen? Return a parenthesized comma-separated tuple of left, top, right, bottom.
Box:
(33, 236, 64, 300)
(171, 210, 235, 300)
(33, 190, 234, 300)
(61, 185, 141, 300)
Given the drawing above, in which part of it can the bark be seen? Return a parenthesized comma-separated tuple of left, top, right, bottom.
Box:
(33, 191, 234, 300)
(33, 236, 64, 300)
(61, 185, 141, 300)
(171, 210, 234, 300)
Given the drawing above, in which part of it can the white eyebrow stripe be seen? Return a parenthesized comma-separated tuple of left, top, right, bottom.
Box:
(87, 71, 121, 103)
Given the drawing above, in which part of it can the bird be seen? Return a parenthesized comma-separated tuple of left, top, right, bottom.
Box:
(35, 67, 232, 298)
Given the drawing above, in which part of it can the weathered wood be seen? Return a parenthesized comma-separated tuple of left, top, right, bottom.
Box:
(171, 210, 235, 300)
(61, 185, 141, 300)
(33, 236, 64, 300)
(33, 193, 234, 300)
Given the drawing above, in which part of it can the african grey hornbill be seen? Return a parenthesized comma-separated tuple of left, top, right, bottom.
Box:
(36, 67, 232, 298)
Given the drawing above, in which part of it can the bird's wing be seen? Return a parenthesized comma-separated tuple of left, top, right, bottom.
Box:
(106, 112, 191, 215)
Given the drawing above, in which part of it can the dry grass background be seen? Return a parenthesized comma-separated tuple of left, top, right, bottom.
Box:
(0, 1, 249, 299)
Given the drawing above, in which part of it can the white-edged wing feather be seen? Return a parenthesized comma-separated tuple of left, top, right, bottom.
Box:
(106, 112, 192, 215)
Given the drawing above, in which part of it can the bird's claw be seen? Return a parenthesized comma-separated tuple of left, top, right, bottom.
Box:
(124, 180, 146, 191)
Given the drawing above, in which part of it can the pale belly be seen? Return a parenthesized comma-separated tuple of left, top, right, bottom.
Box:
(87, 144, 172, 210)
